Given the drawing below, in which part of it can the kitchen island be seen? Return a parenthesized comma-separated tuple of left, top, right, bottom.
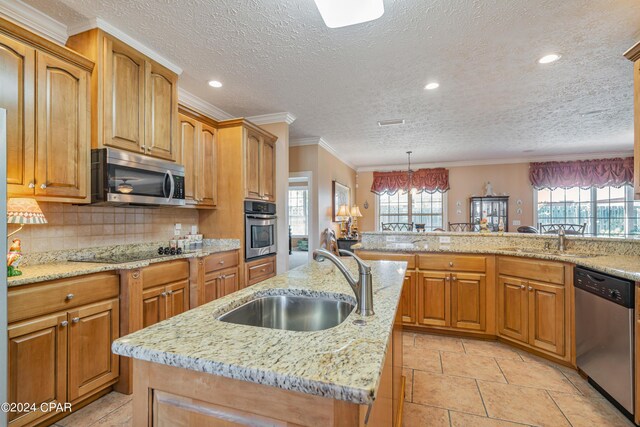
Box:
(112, 258, 407, 426)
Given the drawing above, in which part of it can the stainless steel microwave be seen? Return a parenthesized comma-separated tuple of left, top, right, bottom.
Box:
(91, 148, 185, 207)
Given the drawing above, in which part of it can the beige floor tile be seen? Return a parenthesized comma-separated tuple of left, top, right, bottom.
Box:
(560, 369, 603, 398)
(497, 358, 578, 394)
(58, 392, 132, 427)
(403, 347, 442, 373)
(550, 392, 635, 427)
(403, 331, 416, 346)
(478, 381, 570, 427)
(403, 368, 414, 403)
(94, 400, 133, 426)
(462, 339, 523, 360)
(450, 411, 528, 427)
(441, 352, 507, 383)
(413, 370, 486, 415)
(403, 403, 450, 427)
(414, 333, 465, 353)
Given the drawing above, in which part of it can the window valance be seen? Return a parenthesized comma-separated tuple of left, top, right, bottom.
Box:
(371, 168, 449, 195)
(529, 157, 634, 190)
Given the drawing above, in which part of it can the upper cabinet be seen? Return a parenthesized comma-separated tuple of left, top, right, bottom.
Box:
(178, 108, 217, 208)
(1, 19, 93, 203)
(67, 29, 179, 162)
(625, 41, 640, 199)
(244, 127, 276, 202)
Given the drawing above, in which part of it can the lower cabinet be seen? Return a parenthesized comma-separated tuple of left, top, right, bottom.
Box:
(245, 255, 277, 287)
(203, 266, 239, 304)
(8, 273, 119, 427)
(401, 272, 416, 324)
(417, 271, 450, 327)
(142, 279, 189, 328)
(497, 256, 569, 359)
(192, 251, 241, 306)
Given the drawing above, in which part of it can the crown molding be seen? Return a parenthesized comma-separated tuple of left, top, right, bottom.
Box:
(0, 0, 68, 44)
(178, 88, 235, 121)
(246, 112, 296, 125)
(290, 137, 357, 170)
(68, 17, 183, 75)
(356, 150, 634, 172)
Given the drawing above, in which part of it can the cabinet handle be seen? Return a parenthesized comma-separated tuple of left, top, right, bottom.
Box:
(520, 285, 525, 290)
(528, 286, 533, 291)
(449, 261, 453, 267)
(65, 293, 74, 300)
(71, 317, 80, 323)
(40, 183, 47, 189)
(445, 276, 450, 281)
(260, 268, 266, 272)
(140, 145, 146, 151)
(148, 147, 153, 151)
(221, 275, 226, 279)
(161, 291, 167, 297)
(452, 276, 457, 281)
(167, 290, 173, 295)
(219, 260, 225, 265)
(60, 320, 68, 327)
(28, 181, 35, 189)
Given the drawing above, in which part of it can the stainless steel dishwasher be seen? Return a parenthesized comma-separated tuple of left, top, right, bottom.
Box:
(575, 266, 635, 420)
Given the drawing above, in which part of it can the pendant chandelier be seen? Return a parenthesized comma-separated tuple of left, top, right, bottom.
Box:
(405, 151, 416, 195)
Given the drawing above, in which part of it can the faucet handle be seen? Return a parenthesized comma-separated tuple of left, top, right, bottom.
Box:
(338, 250, 371, 273)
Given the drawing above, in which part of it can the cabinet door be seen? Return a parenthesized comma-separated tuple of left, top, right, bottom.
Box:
(179, 114, 199, 204)
(451, 273, 486, 331)
(497, 276, 528, 343)
(417, 272, 450, 327)
(401, 272, 416, 324)
(528, 280, 565, 356)
(203, 273, 218, 304)
(245, 130, 261, 200)
(145, 62, 178, 161)
(261, 138, 275, 201)
(0, 34, 35, 196)
(199, 123, 217, 206)
(142, 285, 167, 328)
(166, 280, 189, 318)
(68, 299, 119, 402)
(218, 267, 239, 298)
(8, 313, 67, 425)
(103, 37, 145, 153)
(35, 52, 89, 200)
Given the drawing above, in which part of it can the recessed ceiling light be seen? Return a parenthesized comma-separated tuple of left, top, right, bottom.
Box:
(424, 82, 439, 90)
(538, 54, 561, 64)
(314, 0, 384, 29)
(377, 119, 405, 127)
(208, 80, 223, 88)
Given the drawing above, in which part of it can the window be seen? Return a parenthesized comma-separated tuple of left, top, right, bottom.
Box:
(378, 191, 445, 231)
(288, 188, 308, 236)
(536, 185, 640, 237)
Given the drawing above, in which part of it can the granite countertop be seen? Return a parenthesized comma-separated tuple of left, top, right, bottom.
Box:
(8, 241, 241, 287)
(353, 243, 640, 282)
(112, 259, 406, 405)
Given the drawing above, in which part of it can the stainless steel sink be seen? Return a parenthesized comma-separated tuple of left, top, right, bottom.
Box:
(497, 247, 595, 258)
(218, 295, 355, 332)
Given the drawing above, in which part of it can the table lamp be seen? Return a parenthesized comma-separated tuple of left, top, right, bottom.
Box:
(7, 198, 47, 277)
(337, 204, 350, 238)
(350, 205, 363, 237)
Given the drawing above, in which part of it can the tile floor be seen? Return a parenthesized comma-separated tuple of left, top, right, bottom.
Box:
(53, 331, 635, 427)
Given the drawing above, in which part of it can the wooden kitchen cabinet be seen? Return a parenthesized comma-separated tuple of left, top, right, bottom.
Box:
(451, 273, 486, 332)
(497, 275, 529, 343)
(190, 251, 241, 306)
(178, 109, 217, 208)
(245, 255, 277, 287)
(1, 19, 93, 203)
(527, 280, 565, 356)
(417, 271, 450, 327)
(401, 272, 416, 324)
(624, 41, 640, 198)
(244, 128, 277, 202)
(67, 29, 179, 162)
(203, 267, 240, 304)
(142, 280, 189, 327)
(7, 271, 119, 426)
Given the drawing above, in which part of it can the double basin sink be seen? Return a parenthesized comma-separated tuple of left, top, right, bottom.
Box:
(218, 295, 355, 332)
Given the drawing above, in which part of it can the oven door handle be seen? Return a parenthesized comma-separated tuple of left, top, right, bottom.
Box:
(246, 214, 277, 220)
(164, 170, 175, 202)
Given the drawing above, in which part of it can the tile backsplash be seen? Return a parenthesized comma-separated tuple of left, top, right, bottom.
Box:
(9, 203, 199, 254)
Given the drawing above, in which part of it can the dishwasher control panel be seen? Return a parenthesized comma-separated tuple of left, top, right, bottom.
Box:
(574, 267, 634, 308)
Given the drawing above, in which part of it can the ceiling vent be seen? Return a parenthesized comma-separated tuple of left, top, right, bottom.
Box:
(377, 119, 405, 127)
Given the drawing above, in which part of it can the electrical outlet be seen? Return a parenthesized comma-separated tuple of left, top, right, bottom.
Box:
(513, 220, 521, 226)
(439, 236, 451, 244)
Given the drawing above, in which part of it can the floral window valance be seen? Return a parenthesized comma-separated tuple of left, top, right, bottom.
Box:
(529, 157, 634, 190)
(371, 168, 449, 195)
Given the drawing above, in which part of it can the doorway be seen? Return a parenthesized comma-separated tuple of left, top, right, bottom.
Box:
(288, 173, 312, 269)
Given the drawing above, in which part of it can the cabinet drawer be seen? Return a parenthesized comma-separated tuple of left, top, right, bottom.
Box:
(246, 257, 276, 286)
(498, 257, 565, 285)
(143, 260, 189, 289)
(356, 251, 416, 269)
(418, 254, 486, 272)
(204, 251, 239, 273)
(8, 272, 119, 323)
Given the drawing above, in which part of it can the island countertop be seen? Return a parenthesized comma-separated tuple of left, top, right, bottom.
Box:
(112, 259, 407, 405)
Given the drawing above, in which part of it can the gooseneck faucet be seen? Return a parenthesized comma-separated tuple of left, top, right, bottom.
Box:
(313, 249, 375, 316)
(557, 228, 566, 252)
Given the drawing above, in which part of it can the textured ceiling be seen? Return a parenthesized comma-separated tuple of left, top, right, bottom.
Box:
(24, 0, 640, 168)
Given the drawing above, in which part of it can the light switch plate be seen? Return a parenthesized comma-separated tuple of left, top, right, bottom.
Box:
(439, 236, 451, 244)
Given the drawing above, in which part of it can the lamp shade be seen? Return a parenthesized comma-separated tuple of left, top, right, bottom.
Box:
(7, 198, 47, 224)
(350, 205, 363, 218)
(337, 204, 350, 218)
